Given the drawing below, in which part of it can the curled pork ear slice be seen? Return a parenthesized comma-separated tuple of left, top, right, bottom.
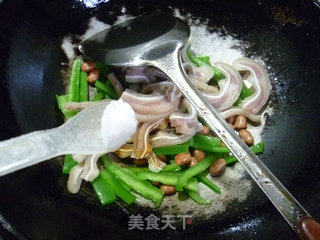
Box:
(201, 62, 242, 111)
(219, 107, 261, 123)
(150, 129, 193, 148)
(81, 154, 104, 182)
(67, 163, 84, 194)
(232, 58, 272, 114)
(170, 98, 203, 135)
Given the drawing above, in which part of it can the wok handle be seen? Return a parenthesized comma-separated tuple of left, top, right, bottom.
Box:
(295, 217, 320, 240)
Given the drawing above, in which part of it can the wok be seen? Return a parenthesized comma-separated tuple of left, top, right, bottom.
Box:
(0, 0, 319, 239)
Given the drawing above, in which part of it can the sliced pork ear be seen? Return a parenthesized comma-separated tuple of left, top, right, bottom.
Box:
(170, 98, 203, 135)
(67, 163, 84, 194)
(131, 119, 164, 159)
(232, 58, 272, 114)
(147, 152, 167, 173)
(201, 62, 243, 111)
(219, 107, 261, 123)
(81, 153, 104, 182)
(150, 129, 193, 148)
(121, 81, 181, 123)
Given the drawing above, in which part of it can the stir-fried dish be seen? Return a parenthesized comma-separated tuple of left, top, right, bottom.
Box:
(56, 47, 271, 206)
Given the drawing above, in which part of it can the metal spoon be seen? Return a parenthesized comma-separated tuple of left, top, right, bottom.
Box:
(0, 101, 135, 176)
(79, 13, 320, 239)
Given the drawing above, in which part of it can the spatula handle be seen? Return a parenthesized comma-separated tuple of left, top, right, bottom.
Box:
(296, 217, 320, 240)
(0, 129, 60, 176)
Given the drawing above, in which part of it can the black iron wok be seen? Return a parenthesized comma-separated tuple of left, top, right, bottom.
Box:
(0, 0, 319, 239)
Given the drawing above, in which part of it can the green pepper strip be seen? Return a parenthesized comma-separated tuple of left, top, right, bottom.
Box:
(79, 71, 88, 102)
(56, 94, 77, 119)
(196, 175, 221, 194)
(105, 80, 118, 99)
(62, 154, 77, 174)
(96, 61, 109, 81)
(92, 173, 116, 205)
(234, 82, 254, 107)
(225, 142, 265, 165)
(91, 92, 105, 101)
(100, 169, 136, 205)
(185, 189, 213, 205)
(190, 134, 230, 153)
(176, 153, 219, 191)
(187, 50, 224, 82)
(137, 171, 198, 192)
(161, 163, 181, 172)
(95, 81, 118, 99)
(124, 166, 150, 175)
(68, 59, 81, 102)
(197, 56, 210, 64)
(101, 156, 164, 206)
(153, 142, 190, 156)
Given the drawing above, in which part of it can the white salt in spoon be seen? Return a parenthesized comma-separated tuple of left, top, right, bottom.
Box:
(0, 100, 137, 176)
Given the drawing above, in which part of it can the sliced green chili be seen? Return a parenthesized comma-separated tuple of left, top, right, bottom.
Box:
(196, 175, 221, 194)
(91, 92, 105, 101)
(79, 71, 88, 102)
(92, 173, 116, 205)
(241, 83, 254, 99)
(176, 153, 219, 191)
(153, 143, 189, 156)
(197, 56, 211, 64)
(137, 171, 198, 192)
(56, 94, 76, 119)
(101, 156, 164, 206)
(105, 80, 118, 99)
(191, 134, 230, 153)
(125, 166, 150, 175)
(185, 189, 212, 205)
(68, 58, 81, 102)
(186, 50, 224, 82)
(100, 169, 136, 205)
(95, 81, 118, 99)
(96, 61, 109, 81)
(62, 154, 77, 174)
(161, 163, 181, 173)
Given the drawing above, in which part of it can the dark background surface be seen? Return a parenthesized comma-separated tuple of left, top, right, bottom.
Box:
(0, 0, 319, 239)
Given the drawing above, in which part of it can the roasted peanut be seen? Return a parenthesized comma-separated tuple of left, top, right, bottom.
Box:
(198, 126, 210, 135)
(209, 158, 226, 177)
(175, 153, 192, 166)
(238, 129, 254, 145)
(189, 157, 198, 167)
(226, 116, 236, 124)
(157, 155, 167, 162)
(193, 150, 206, 162)
(81, 61, 96, 72)
(87, 68, 100, 84)
(134, 158, 148, 166)
(234, 115, 247, 130)
(228, 123, 235, 130)
(160, 185, 176, 195)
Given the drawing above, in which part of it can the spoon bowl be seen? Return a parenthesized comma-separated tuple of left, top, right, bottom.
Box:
(0, 100, 137, 176)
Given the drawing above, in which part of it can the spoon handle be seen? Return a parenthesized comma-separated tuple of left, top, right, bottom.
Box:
(0, 129, 60, 176)
(151, 46, 319, 239)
